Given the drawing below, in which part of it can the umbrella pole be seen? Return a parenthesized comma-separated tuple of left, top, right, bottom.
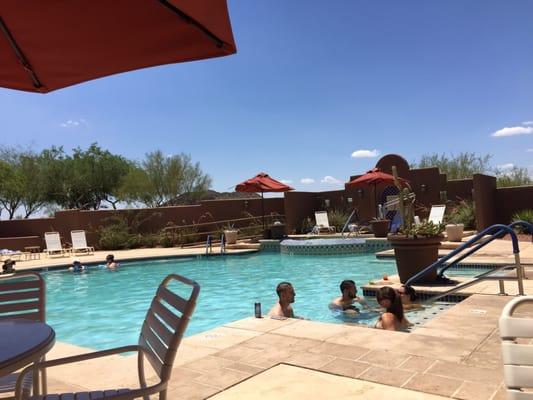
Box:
(260, 191, 267, 232)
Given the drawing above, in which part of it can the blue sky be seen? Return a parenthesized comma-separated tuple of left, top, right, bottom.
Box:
(1, 0, 532, 194)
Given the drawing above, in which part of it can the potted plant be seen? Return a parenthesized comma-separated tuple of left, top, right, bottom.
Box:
(370, 218, 390, 238)
(387, 166, 445, 284)
(445, 200, 475, 241)
(223, 223, 239, 245)
(445, 222, 464, 242)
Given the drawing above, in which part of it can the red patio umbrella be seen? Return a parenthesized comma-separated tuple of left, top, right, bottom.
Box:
(0, 0, 236, 93)
(235, 173, 294, 229)
(347, 168, 408, 217)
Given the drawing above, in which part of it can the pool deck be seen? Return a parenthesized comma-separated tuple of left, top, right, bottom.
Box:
(44, 292, 515, 399)
(11, 237, 533, 399)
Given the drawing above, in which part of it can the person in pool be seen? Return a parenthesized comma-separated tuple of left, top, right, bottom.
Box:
(68, 260, 86, 273)
(105, 254, 119, 269)
(268, 282, 297, 319)
(397, 285, 420, 310)
(329, 280, 368, 313)
(374, 286, 411, 331)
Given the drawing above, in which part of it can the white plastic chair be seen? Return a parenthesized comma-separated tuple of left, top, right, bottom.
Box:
(428, 205, 446, 224)
(313, 211, 335, 234)
(43, 232, 69, 258)
(70, 230, 94, 255)
(499, 295, 533, 399)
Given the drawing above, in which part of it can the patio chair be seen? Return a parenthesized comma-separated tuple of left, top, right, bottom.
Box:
(499, 295, 533, 399)
(312, 211, 336, 234)
(15, 274, 201, 400)
(43, 232, 69, 258)
(0, 272, 46, 399)
(70, 230, 94, 255)
(428, 204, 446, 225)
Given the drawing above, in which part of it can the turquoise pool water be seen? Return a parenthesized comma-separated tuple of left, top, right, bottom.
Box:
(44, 253, 398, 350)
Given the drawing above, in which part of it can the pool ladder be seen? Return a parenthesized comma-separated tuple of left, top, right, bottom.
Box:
(405, 221, 533, 302)
(205, 234, 227, 255)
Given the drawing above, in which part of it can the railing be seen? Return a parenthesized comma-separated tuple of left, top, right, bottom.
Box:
(405, 221, 533, 301)
(164, 214, 285, 247)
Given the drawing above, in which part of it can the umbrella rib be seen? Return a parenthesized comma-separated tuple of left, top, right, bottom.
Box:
(0, 17, 43, 89)
(157, 0, 227, 49)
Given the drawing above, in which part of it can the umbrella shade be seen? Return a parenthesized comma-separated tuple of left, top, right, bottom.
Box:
(235, 173, 293, 230)
(235, 173, 294, 193)
(346, 168, 406, 187)
(0, 0, 236, 93)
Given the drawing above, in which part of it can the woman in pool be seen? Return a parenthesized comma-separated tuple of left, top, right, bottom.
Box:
(397, 285, 421, 310)
(375, 286, 411, 331)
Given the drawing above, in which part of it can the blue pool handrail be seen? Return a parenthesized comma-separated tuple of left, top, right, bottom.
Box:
(405, 223, 520, 287)
(437, 221, 532, 278)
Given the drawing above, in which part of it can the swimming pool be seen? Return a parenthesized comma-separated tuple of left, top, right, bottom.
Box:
(44, 253, 400, 350)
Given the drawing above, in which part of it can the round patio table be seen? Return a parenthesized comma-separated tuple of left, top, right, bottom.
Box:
(0, 319, 55, 392)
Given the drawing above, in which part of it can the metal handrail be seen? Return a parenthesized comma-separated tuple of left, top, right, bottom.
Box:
(341, 209, 357, 237)
(406, 221, 532, 301)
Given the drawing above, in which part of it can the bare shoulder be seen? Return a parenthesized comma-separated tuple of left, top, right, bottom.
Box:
(268, 303, 283, 317)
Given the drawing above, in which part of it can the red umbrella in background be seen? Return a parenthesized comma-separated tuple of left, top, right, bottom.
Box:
(347, 168, 408, 217)
(235, 173, 294, 229)
(0, 0, 236, 93)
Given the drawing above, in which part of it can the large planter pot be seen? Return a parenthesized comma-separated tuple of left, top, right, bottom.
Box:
(371, 220, 390, 238)
(387, 235, 443, 284)
(224, 230, 238, 245)
(445, 224, 464, 242)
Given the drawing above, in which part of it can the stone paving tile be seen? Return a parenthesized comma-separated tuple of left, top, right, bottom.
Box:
(242, 333, 320, 352)
(168, 367, 204, 385)
(326, 325, 408, 349)
(224, 316, 300, 332)
(181, 355, 235, 373)
(184, 327, 261, 350)
(193, 366, 253, 389)
(307, 342, 370, 360)
(285, 351, 336, 369)
(397, 355, 437, 373)
(270, 319, 354, 340)
(358, 349, 410, 369)
(452, 381, 500, 400)
(319, 358, 371, 378)
(239, 348, 295, 369)
(403, 373, 463, 397)
(214, 345, 262, 361)
(166, 381, 220, 400)
(428, 360, 503, 383)
(358, 366, 414, 387)
(224, 362, 264, 375)
(400, 334, 478, 363)
(490, 384, 506, 400)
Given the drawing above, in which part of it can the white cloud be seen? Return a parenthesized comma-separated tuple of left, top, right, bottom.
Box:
(491, 126, 533, 137)
(523, 121, 533, 125)
(60, 118, 88, 128)
(320, 176, 342, 185)
(280, 179, 293, 184)
(497, 163, 514, 170)
(300, 178, 315, 184)
(351, 149, 380, 158)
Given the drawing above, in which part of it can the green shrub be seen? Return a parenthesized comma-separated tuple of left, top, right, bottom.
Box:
(327, 208, 351, 229)
(97, 216, 133, 250)
(512, 209, 533, 233)
(446, 200, 476, 229)
(141, 233, 160, 248)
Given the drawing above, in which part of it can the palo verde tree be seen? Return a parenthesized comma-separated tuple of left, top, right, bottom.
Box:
(411, 152, 492, 179)
(495, 166, 533, 188)
(119, 150, 211, 207)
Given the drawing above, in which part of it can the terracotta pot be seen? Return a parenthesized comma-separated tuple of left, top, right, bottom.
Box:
(445, 224, 464, 242)
(387, 235, 443, 283)
(371, 220, 390, 238)
(224, 230, 238, 245)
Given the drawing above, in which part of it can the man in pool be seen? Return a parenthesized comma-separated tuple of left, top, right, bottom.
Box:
(330, 280, 368, 312)
(268, 282, 296, 318)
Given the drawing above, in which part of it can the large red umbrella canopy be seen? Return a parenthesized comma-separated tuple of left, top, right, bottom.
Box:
(0, 0, 236, 93)
(235, 173, 294, 193)
(235, 173, 293, 230)
(347, 168, 406, 187)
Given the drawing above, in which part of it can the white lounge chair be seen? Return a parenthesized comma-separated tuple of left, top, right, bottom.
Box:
(43, 232, 70, 258)
(312, 211, 336, 234)
(428, 204, 446, 224)
(70, 230, 94, 255)
(499, 295, 533, 399)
